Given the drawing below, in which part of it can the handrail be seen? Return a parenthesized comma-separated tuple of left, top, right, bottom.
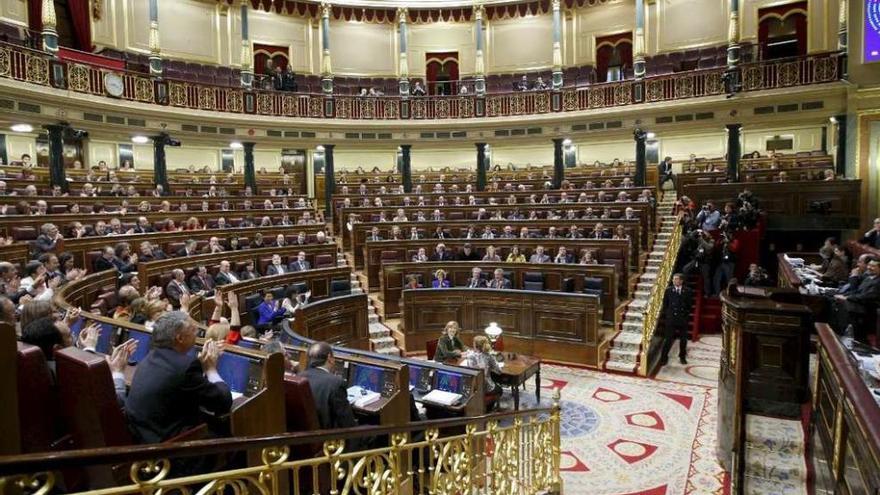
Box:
(637, 213, 684, 376)
(0, 406, 550, 474)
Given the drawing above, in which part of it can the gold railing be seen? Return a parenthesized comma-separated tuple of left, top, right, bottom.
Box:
(637, 215, 684, 377)
(0, 392, 562, 495)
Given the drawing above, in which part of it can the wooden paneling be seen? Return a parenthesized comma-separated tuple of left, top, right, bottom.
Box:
(293, 294, 371, 350)
(401, 288, 605, 367)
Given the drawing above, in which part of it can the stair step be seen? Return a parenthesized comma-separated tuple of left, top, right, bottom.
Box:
(605, 361, 638, 373)
(369, 314, 380, 323)
(745, 416, 806, 456)
(634, 290, 651, 298)
(624, 310, 644, 320)
(375, 347, 401, 356)
(629, 299, 648, 309)
(613, 330, 643, 344)
(743, 476, 805, 495)
(744, 448, 807, 482)
(636, 282, 655, 290)
(621, 321, 644, 332)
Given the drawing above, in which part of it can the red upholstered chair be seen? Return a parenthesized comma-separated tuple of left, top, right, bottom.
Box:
(283, 375, 329, 493)
(426, 339, 439, 361)
(16, 343, 65, 453)
(314, 254, 335, 269)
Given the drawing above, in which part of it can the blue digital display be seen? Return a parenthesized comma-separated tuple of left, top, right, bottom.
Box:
(435, 370, 462, 394)
(126, 329, 152, 364)
(69, 319, 114, 355)
(349, 363, 385, 393)
(237, 338, 261, 350)
(216, 352, 261, 394)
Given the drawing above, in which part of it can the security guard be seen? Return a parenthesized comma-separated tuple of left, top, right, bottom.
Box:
(660, 273, 693, 365)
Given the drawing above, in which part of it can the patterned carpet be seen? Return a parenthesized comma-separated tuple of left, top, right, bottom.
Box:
(496, 335, 727, 495)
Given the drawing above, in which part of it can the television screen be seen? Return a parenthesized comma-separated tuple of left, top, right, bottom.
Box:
(350, 363, 386, 393)
(216, 353, 262, 395)
(435, 370, 462, 394)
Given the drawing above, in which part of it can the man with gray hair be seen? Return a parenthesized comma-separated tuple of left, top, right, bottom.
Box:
(125, 311, 231, 443)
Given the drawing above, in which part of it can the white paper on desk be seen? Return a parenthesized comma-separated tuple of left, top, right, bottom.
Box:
(231, 391, 243, 401)
(421, 389, 462, 406)
(784, 254, 805, 267)
(347, 386, 381, 408)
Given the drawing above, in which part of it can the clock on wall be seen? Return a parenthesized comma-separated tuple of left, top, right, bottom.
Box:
(104, 72, 124, 98)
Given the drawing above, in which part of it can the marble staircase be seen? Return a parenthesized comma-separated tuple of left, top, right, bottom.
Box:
(742, 415, 808, 494)
(605, 197, 678, 374)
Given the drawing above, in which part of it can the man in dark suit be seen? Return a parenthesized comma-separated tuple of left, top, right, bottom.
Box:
(188, 266, 215, 295)
(367, 227, 383, 242)
(834, 259, 880, 341)
(457, 243, 480, 261)
(139, 241, 167, 262)
(859, 218, 880, 249)
(431, 243, 454, 261)
(266, 254, 288, 276)
(133, 216, 155, 234)
(176, 239, 198, 257)
(487, 268, 512, 289)
(299, 342, 365, 449)
(658, 156, 674, 190)
(214, 260, 240, 286)
(465, 267, 487, 288)
(289, 251, 312, 272)
(238, 261, 260, 280)
(125, 311, 231, 443)
(165, 269, 191, 309)
(660, 273, 693, 365)
(34, 223, 63, 254)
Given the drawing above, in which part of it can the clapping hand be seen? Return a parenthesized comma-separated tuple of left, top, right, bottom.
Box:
(78, 323, 101, 350)
(214, 289, 224, 307)
(107, 338, 138, 372)
(64, 306, 82, 326)
(180, 293, 192, 311)
(146, 286, 162, 300)
(198, 339, 223, 372)
(227, 292, 239, 309)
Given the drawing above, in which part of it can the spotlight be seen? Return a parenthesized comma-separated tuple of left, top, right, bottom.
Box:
(562, 138, 572, 146)
(10, 124, 33, 133)
(646, 132, 656, 139)
(131, 135, 149, 144)
(230, 141, 243, 149)
(829, 116, 837, 124)
(316, 145, 325, 152)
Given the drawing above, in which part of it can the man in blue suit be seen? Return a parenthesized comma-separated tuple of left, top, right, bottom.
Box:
(125, 311, 231, 443)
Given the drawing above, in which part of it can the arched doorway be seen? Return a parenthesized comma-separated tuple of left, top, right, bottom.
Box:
(595, 33, 632, 83)
(425, 52, 459, 96)
(758, 1, 807, 60)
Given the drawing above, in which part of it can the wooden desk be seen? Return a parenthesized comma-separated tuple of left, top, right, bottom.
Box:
(449, 353, 541, 411)
(403, 288, 605, 367)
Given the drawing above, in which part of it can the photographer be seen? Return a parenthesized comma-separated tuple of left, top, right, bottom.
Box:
(682, 229, 715, 297)
(695, 201, 721, 232)
(712, 230, 739, 295)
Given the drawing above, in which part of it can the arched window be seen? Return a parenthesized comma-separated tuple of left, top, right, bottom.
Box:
(595, 32, 633, 83)
(758, 1, 807, 60)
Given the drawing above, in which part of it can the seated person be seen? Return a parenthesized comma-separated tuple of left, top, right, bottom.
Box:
(818, 246, 849, 285)
(434, 321, 466, 362)
(432, 269, 451, 288)
(859, 218, 880, 249)
(554, 246, 573, 264)
(125, 311, 232, 443)
(465, 267, 486, 288)
(20, 316, 73, 381)
(465, 336, 503, 406)
(188, 265, 216, 296)
(457, 243, 480, 261)
(266, 254, 288, 275)
(487, 268, 511, 289)
(412, 247, 429, 262)
(482, 245, 501, 262)
(506, 246, 526, 263)
(833, 258, 880, 340)
(299, 342, 363, 449)
(256, 290, 289, 326)
(529, 246, 550, 263)
(404, 274, 423, 290)
(289, 251, 311, 272)
(239, 261, 260, 280)
(744, 263, 770, 287)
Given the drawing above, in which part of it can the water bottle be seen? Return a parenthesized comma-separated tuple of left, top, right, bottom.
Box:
(842, 324, 855, 350)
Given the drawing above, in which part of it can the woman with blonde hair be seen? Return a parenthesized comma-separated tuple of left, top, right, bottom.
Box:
(466, 335, 503, 404)
(482, 245, 501, 262)
(435, 321, 465, 362)
(432, 269, 451, 288)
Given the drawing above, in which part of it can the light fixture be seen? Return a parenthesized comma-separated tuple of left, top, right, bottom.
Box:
(229, 141, 243, 149)
(562, 138, 572, 146)
(484, 322, 504, 360)
(131, 135, 149, 144)
(646, 132, 656, 139)
(829, 116, 837, 124)
(316, 145, 325, 152)
(10, 124, 33, 133)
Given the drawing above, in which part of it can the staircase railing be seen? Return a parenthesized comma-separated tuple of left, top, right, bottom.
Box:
(637, 215, 684, 377)
(0, 393, 563, 495)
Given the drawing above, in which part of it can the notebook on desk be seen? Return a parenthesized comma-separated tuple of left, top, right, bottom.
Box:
(347, 386, 381, 408)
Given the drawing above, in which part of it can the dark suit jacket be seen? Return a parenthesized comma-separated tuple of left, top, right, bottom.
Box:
(165, 280, 190, 308)
(299, 367, 357, 430)
(289, 260, 312, 272)
(188, 274, 215, 293)
(663, 286, 693, 329)
(465, 278, 487, 288)
(266, 264, 287, 276)
(175, 248, 195, 257)
(34, 234, 58, 253)
(238, 270, 259, 280)
(860, 230, 880, 249)
(93, 256, 115, 272)
(430, 251, 454, 261)
(139, 250, 167, 262)
(487, 278, 512, 289)
(125, 347, 231, 444)
(846, 275, 880, 310)
(214, 271, 240, 286)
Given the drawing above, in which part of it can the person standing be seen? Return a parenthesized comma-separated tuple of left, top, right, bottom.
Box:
(660, 273, 693, 366)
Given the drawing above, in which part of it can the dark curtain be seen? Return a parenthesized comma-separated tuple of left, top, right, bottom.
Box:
(254, 43, 289, 76)
(595, 34, 632, 83)
(425, 52, 458, 95)
(67, 0, 92, 50)
(758, 1, 808, 59)
(27, 0, 41, 32)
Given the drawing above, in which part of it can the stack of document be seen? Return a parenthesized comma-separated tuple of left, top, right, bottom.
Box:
(784, 254, 805, 267)
(422, 389, 463, 406)
(346, 386, 381, 408)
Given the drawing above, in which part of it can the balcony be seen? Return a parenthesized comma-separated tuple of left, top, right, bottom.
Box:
(0, 42, 844, 122)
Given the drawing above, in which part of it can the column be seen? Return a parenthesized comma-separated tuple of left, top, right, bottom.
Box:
(400, 145, 413, 193)
(476, 143, 487, 191)
(152, 133, 170, 191)
(633, 0, 646, 79)
(323, 144, 335, 217)
(726, 124, 742, 183)
(551, 0, 564, 89)
(474, 6, 486, 95)
(243, 142, 257, 194)
(838, 0, 848, 77)
(45, 124, 67, 193)
(398, 8, 410, 96)
(240, 4, 253, 88)
(41, 0, 58, 54)
(727, 0, 740, 68)
(834, 115, 847, 177)
(634, 130, 647, 187)
(148, 0, 162, 77)
(552, 138, 565, 188)
(320, 3, 334, 94)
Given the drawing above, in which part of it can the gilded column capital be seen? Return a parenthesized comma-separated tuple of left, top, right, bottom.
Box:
(321, 2, 332, 19)
(727, 10, 739, 44)
(397, 6, 408, 22)
(42, 0, 57, 31)
(240, 40, 252, 70)
(149, 21, 161, 55)
(474, 4, 484, 21)
(552, 0, 561, 12)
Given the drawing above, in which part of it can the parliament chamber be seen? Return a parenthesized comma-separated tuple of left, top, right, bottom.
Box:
(0, 0, 879, 493)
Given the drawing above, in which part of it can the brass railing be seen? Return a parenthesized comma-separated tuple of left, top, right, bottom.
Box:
(0, 394, 562, 495)
(637, 215, 684, 377)
(0, 40, 844, 121)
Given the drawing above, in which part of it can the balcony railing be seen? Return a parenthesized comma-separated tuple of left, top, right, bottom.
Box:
(0, 42, 844, 121)
(0, 401, 563, 495)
